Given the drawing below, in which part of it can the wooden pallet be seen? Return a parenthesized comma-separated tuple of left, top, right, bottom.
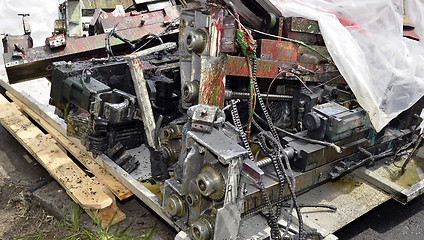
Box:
(0, 92, 127, 227)
(5, 92, 133, 201)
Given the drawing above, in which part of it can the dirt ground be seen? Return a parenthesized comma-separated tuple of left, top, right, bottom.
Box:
(0, 183, 55, 239)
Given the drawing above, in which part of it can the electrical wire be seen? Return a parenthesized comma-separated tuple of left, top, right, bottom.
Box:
(281, 203, 337, 212)
(266, 69, 285, 112)
(391, 133, 424, 168)
(226, 8, 336, 67)
(293, 74, 313, 93)
(131, 33, 163, 53)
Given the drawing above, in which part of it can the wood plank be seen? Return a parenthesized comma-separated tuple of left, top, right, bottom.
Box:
(85, 178, 126, 228)
(5, 91, 133, 201)
(0, 94, 113, 209)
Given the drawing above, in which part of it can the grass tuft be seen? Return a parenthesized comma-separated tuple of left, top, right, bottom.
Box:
(17, 201, 156, 240)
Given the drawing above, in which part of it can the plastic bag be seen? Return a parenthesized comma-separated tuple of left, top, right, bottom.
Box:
(270, 0, 424, 132)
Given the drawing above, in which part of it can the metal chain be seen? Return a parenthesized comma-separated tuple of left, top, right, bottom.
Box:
(257, 132, 285, 217)
(241, 187, 310, 218)
(259, 181, 281, 240)
(230, 100, 281, 239)
(230, 99, 255, 161)
(251, 57, 279, 141)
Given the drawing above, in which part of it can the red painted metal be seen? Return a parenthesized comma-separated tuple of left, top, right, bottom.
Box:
(224, 56, 344, 84)
(258, 39, 298, 62)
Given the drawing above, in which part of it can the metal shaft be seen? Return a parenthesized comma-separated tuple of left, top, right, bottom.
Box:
(225, 90, 293, 101)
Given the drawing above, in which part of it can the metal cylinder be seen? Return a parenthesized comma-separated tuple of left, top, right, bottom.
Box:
(186, 193, 199, 207)
(165, 194, 184, 217)
(256, 147, 295, 168)
(191, 216, 213, 240)
(225, 89, 293, 101)
(186, 28, 207, 54)
(197, 170, 220, 197)
(182, 81, 200, 103)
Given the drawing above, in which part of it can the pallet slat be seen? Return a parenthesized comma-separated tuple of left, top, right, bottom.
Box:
(85, 178, 126, 228)
(0, 94, 112, 209)
(5, 91, 133, 201)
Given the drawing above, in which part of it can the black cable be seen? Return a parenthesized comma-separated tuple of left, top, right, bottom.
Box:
(132, 33, 163, 53)
(401, 134, 424, 172)
(112, 32, 136, 49)
(281, 203, 337, 212)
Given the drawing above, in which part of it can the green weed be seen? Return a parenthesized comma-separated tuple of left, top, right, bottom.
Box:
(17, 201, 156, 240)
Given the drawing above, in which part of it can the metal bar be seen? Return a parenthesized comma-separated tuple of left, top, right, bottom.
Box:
(354, 167, 407, 203)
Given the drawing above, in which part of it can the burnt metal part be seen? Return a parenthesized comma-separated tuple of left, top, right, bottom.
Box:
(82, 119, 144, 156)
(106, 142, 140, 173)
(150, 147, 171, 180)
(4, 7, 181, 83)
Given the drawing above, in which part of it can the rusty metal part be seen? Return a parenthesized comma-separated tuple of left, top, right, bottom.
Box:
(66, 107, 90, 138)
(220, 16, 237, 53)
(283, 17, 324, 45)
(223, 55, 342, 83)
(4, 8, 180, 83)
(189, 104, 219, 133)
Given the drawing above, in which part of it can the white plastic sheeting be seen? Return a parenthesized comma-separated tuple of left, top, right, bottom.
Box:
(270, 0, 424, 132)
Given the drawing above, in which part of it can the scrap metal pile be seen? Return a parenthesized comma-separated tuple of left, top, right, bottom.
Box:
(3, 0, 423, 239)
